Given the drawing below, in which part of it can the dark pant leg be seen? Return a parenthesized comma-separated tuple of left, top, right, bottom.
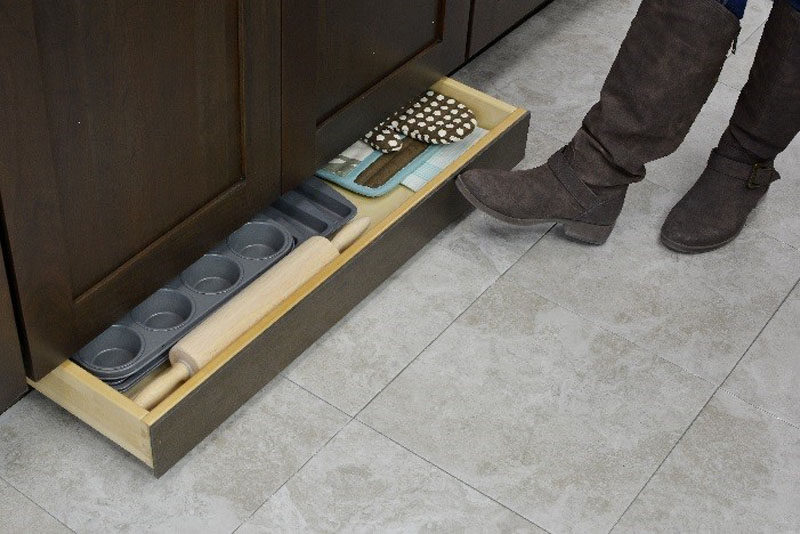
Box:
(718, 0, 748, 18)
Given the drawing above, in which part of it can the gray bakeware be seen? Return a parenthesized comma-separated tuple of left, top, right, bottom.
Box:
(73, 178, 356, 391)
(255, 177, 357, 244)
(73, 220, 293, 391)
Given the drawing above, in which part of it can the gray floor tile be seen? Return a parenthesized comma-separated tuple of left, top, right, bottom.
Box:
(723, 284, 800, 427)
(748, 140, 800, 251)
(533, 0, 641, 43)
(0, 380, 348, 534)
(454, 5, 620, 143)
(613, 391, 800, 533)
(359, 276, 714, 534)
(646, 83, 739, 194)
(740, 0, 774, 41)
(508, 179, 800, 383)
(239, 421, 541, 534)
(284, 129, 560, 416)
(0, 477, 71, 534)
(516, 125, 569, 170)
(719, 23, 763, 92)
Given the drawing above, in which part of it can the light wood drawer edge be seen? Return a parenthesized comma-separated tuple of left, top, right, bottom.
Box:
(28, 363, 152, 466)
(28, 76, 528, 470)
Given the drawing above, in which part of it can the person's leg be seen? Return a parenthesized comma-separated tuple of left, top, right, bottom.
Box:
(791, 0, 800, 11)
(457, 0, 740, 245)
(661, 0, 800, 253)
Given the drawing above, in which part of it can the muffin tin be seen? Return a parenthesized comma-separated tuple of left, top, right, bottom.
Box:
(73, 178, 356, 391)
(255, 177, 357, 243)
(74, 221, 293, 391)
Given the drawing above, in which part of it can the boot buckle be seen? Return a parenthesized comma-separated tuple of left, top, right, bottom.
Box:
(747, 163, 777, 189)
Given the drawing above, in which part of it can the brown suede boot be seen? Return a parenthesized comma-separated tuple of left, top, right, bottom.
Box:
(662, 0, 800, 253)
(457, 0, 740, 244)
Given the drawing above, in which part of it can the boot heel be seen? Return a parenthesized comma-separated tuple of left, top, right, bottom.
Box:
(562, 220, 614, 245)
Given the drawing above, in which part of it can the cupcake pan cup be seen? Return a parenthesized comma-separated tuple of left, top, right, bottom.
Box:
(72, 178, 356, 391)
(73, 221, 293, 390)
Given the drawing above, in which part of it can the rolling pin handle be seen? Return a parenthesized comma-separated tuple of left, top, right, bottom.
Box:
(132, 361, 191, 410)
(330, 218, 371, 252)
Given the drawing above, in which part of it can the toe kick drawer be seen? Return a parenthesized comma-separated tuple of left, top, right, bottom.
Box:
(28, 78, 531, 476)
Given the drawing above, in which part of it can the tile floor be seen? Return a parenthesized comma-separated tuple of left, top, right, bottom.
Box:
(2, 1, 799, 532)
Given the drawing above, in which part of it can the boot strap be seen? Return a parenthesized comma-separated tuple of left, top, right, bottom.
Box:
(707, 149, 781, 189)
(547, 148, 598, 210)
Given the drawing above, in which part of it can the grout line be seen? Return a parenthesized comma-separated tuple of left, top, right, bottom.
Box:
(228, 225, 556, 531)
(713, 275, 800, 432)
(283, 376, 354, 419)
(285, 217, 557, 419)
(357, 419, 554, 534)
(353, 224, 556, 420)
(607, 276, 800, 533)
(717, 386, 800, 432)
(0, 473, 76, 533)
(231, 414, 355, 534)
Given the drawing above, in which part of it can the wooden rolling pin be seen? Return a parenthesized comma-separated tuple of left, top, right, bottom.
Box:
(133, 217, 371, 409)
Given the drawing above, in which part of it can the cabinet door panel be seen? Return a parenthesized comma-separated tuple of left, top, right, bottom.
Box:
(316, 0, 441, 122)
(468, 0, 548, 57)
(0, 0, 281, 379)
(35, 1, 244, 295)
(282, 0, 471, 191)
(0, 242, 27, 414)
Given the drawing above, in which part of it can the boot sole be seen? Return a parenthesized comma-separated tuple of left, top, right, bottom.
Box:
(659, 231, 739, 254)
(455, 176, 614, 245)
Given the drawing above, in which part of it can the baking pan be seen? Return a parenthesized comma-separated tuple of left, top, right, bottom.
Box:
(73, 221, 293, 390)
(255, 177, 357, 243)
(72, 178, 354, 391)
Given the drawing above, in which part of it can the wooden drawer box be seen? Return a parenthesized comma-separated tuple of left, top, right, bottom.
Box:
(29, 78, 530, 476)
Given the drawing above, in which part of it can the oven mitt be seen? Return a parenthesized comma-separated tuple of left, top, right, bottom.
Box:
(355, 138, 428, 189)
(362, 123, 405, 153)
(361, 90, 478, 151)
(318, 138, 430, 198)
(391, 90, 478, 145)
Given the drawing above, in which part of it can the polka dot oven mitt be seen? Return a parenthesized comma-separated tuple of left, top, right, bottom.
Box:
(362, 90, 478, 153)
(393, 90, 478, 145)
(362, 123, 405, 153)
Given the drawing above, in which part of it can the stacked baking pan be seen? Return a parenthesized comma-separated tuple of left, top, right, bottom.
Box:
(73, 178, 356, 391)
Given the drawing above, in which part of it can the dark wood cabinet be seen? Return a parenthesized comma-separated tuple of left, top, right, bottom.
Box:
(281, 0, 471, 191)
(1, 1, 541, 422)
(0, 0, 281, 379)
(468, 0, 549, 57)
(0, 243, 27, 414)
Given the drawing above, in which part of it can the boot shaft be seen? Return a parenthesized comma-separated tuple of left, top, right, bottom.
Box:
(728, 0, 800, 162)
(571, 0, 740, 187)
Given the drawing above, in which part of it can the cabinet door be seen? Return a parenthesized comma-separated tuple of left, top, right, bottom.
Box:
(0, 242, 27, 414)
(468, 0, 548, 57)
(0, 0, 281, 379)
(282, 0, 471, 191)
